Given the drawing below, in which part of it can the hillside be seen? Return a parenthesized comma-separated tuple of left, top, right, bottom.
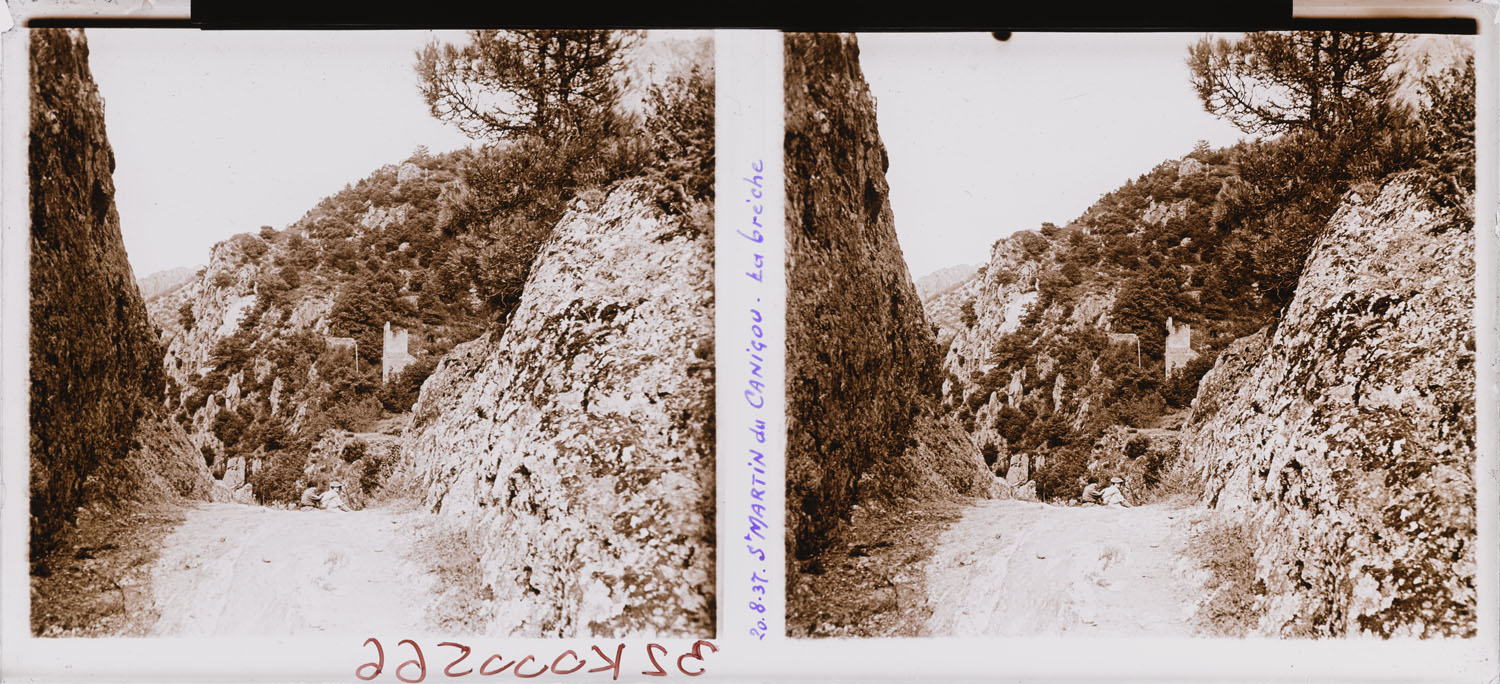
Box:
(34, 29, 715, 638)
(145, 151, 489, 502)
(910, 32, 1476, 638)
(145, 35, 713, 509)
(930, 36, 1476, 504)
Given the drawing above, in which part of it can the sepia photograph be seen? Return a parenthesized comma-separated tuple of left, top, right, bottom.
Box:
(27, 26, 715, 638)
(785, 30, 1477, 639)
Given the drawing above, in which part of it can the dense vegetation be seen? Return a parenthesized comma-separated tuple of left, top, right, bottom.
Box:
(165, 32, 713, 504)
(946, 33, 1475, 501)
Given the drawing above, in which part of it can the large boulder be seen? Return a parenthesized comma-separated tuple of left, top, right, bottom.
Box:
(1184, 180, 1476, 637)
(403, 181, 714, 637)
(29, 29, 179, 556)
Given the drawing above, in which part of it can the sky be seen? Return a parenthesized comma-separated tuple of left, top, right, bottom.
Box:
(86, 29, 477, 277)
(857, 32, 1251, 278)
(85, 31, 1250, 279)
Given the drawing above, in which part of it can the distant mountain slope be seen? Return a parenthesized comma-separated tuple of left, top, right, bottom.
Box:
(916, 263, 978, 302)
(138, 266, 197, 300)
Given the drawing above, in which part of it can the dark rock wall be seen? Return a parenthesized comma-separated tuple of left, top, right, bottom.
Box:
(30, 29, 167, 556)
(784, 33, 952, 561)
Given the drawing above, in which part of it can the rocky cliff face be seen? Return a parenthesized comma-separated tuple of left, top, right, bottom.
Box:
(1185, 179, 1475, 637)
(785, 33, 999, 563)
(29, 29, 213, 555)
(402, 181, 714, 637)
(934, 232, 1052, 382)
(150, 235, 285, 390)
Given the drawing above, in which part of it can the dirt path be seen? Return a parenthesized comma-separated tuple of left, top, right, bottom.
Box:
(923, 499, 1210, 637)
(149, 502, 437, 636)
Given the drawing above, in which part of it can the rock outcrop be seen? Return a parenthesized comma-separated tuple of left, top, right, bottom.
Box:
(403, 181, 714, 637)
(150, 233, 283, 392)
(82, 409, 223, 508)
(932, 232, 1048, 384)
(29, 29, 212, 555)
(785, 33, 1000, 563)
(1185, 180, 1475, 637)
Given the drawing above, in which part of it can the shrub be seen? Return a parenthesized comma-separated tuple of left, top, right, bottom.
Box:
(378, 355, 439, 412)
(241, 236, 269, 262)
(340, 439, 367, 464)
(1141, 446, 1170, 489)
(1125, 434, 1151, 460)
(1014, 230, 1048, 258)
(210, 408, 249, 449)
(178, 301, 195, 331)
(964, 389, 991, 414)
(979, 441, 999, 467)
(251, 449, 309, 505)
(1164, 353, 1217, 408)
(642, 62, 715, 212)
(1190, 516, 1264, 636)
(993, 406, 1030, 447)
(327, 394, 384, 432)
(1034, 446, 1088, 500)
(1033, 413, 1072, 450)
(359, 454, 383, 495)
(1116, 391, 1167, 429)
(1413, 54, 1475, 219)
(959, 299, 977, 328)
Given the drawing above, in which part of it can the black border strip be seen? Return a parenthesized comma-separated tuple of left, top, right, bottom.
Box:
(27, 18, 196, 28)
(22, 2, 1480, 35)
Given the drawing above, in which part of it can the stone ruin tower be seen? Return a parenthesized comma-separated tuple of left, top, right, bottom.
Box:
(382, 321, 416, 383)
(1164, 316, 1199, 378)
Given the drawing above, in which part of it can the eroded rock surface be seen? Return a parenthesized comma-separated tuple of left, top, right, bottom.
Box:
(1185, 180, 1476, 637)
(403, 181, 714, 637)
